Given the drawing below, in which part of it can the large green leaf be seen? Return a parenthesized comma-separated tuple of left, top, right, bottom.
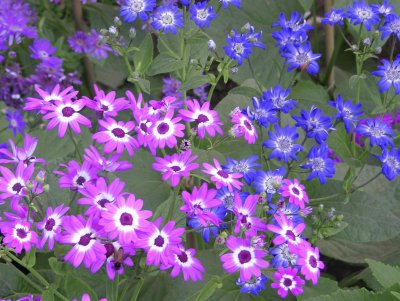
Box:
(366, 259, 400, 290)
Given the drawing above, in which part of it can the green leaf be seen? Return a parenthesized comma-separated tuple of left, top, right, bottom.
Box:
(134, 33, 154, 74)
(147, 53, 182, 76)
(64, 273, 98, 300)
(303, 287, 400, 301)
(131, 278, 145, 301)
(366, 259, 400, 289)
(298, 277, 339, 300)
(42, 289, 55, 301)
(22, 247, 36, 268)
(181, 75, 210, 91)
(187, 276, 223, 301)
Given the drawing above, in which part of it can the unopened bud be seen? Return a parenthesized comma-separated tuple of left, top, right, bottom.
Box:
(114, 16, 122, 27)
(241, 22, 251, 33)
(43, 184, 50, 193)
(129, 28, 136, 39)
(208, 39, 216, 51)
(363, 37, 371, 46)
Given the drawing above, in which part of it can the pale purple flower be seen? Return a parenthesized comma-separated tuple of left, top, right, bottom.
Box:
(2, 220, 38, 253)
(83, 146, 133, 173)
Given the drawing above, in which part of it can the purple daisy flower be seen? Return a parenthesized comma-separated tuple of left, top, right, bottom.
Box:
(54, 160, 98, 191)
(292, 242, 324, 285)
(0, 162, 34, 205)
(230, 110, 258, 144)
(36, 204, 69, 250)
(0, 134, 46, 166)
(223, 30, 253, 66)
(220, 0, 241, 9)
(270, 243, 298, 268)
(328, 95, 363, 132)
(5, 109, 26, 137)
(253, 167, 286, 200)
(2, 220, 38, 254)
(99, 193, 153, 244)
(136, 217, 185, 267)
(83, 146, 132, 173)
(78, 177, 125, 217)
(152, 150, 199, 187)
(267, 212, 305, 247)
(189, 2, 217, 28)
(322, 8, 345, 26)
(179, 99, 224, 139)
(272, 12, 313, 33)
(354, 118, 394, 148)
(202, 158, 243, 192)
(86, 29, 112, 60)
(151, 4, 184, 35)
(271, 266, 305, 298)
(160, 246, 205, 282)
(301, 143, 336, 184)
(236, 274, 268, 296)
(377, 147, 400, 180)
(93, 118, 139, 156)
(29, 38, 57, 62)
(59, 215, 106, 269)
(222, 156, 261, 185)
(162, 77, 183, 101)
(262, 85, 297, 114)
(379, 14, 400, 40)
(220, 236, 269, 282)
(68, 31, 90, 53)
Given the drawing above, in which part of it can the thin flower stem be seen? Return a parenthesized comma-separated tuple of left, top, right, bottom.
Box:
(6, 261, 43, 292)
(309, 193, 343, 202)
(207, 58, 231, 102)
(349, 172, 382, 193)
(68, 127, 82, 163)
(166, 184, 180, 223)
(390, 35, 396, 62)
(123, 53, 142, 95)
(3, 248, 69, 301)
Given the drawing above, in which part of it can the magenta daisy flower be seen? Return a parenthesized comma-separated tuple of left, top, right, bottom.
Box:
(78, 177, 125, 217)
(36, 204, 69, 250)
(42, 99, 91, 137)
(271, 266, 305, 298)
(2, 221, 38, 253)
(267, 212, 305, 247)
(0, 162, 34, 204)
(0, 134, 46, 166)
(83, 146, 132, 173)
(295, 243, 324, 285)
(54, 160, 97, 191)
(230, 110, 258, 144)
(152, 150, 199, 187)
(220, 236, 269, 282)
(180, 182, 223, 226)
(83, 85, 129, 118)
(25, 84, 78, 113)
(160, 246, 205, 282)
(280, 179, 309, 209)
(59, 215, 106, 269)
(93, 118, 139, 156)
(133, 107, 156, 148)
(148, 110, 185, 154)
(99, 193, 153, 244)
(136, 217, 185, 266)
(202, 159, 243, 192)
(233, 193, 268, 237)
(179, 99, 223, 139)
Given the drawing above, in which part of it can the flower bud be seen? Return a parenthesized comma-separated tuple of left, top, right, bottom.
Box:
(129, 27, 136, 39)
(114, 16, 122, 27)
(208, 39, 216, 51)
(363, 37, 371, 46)
(241, 22, 251, 33)
(43, 184, 50, 193)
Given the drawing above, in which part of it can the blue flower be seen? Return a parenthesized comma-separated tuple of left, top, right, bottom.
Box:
(282, 42, 321, 74)
(355, 118, 394, 149)
(5, 109, 26, 137)
(222, 156, 261, 185)
(180, 0, 190, 6)
(262, 85, 297, 113)
(270, 243, 298, 268)
(245, 96, 277, 127)
(220, 0, 241, 9)
(187, 205, 227, 242)
(347, 1, 380, 31)
(328, 95, 363, 132)
(151, 4, 184, 35)
(380, 14, 400, 40)
(253, 167, 286, 200)
(272, 11, 313, 33)
(263, 124, 303, 163)
(246, 26, 265, 50)
(301, 143, 335, 184)
(189, 2, 217, 28)
(216, 187, 249, 211)
(377, 147, 400, 180)
(236, 275, 268, 296)
(372, 0, 394, 16)
(268, 201, 304, 225)
(272, 29, 307, 53)
(0, 143, 8, 160)
(371, 58, 400, 94)
(223, 30, 253, 65)
(322, 8, 345, 26)
(120, 0, 156, 23)
(292, 106, 333, 144)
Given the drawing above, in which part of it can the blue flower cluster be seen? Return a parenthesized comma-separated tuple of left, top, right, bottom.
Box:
(272, 12, 321, 74)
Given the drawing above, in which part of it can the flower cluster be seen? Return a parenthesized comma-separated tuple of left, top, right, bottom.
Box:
(68, 29, 112, 60)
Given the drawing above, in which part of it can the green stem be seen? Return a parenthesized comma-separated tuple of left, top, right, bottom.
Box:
(114, 274, 120, 301)
(349, 172, 382, 193)
(123, 53, 142, 95)
(390, 35, 396, 62)
(68, 127, 82, 163)
(3, 248, 69, 301)
(166, 184, 180, 222)
(309, 193, 343, 202)
(207, 59, 231, 102)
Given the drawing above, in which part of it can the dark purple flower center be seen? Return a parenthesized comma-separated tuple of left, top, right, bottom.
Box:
(157, 122, 170, 135)
(309, 255, 318, 268)
(177, 251, 188, 263)
(283, 277, 293, 287)
(217, 170, 229, 179)
(112, 128, 125, 138)
(286, 230, 296, 241)
(16, 228, 27, 239)
(120, 212, 133, 226)
(171, 165, 181, 172)
(78, 233, 92, 246)
(12, 183, 23, 193)
(45, 218, 56, 231)
(154, 235, 165, 247)
(98, 198, 111, 208)
(140, 123, 148, 133)
(196, 114, 209, 124)
(244, 120, 252, 131)
(238, 250, 252, 264)
(76, 176, 86, 186)
(62, 106, 75, 117)
(241, 215, 248, 224)
(101, 104, 109, 111)
(104, 243, 115, 257)
(292, 187, 300, 195)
